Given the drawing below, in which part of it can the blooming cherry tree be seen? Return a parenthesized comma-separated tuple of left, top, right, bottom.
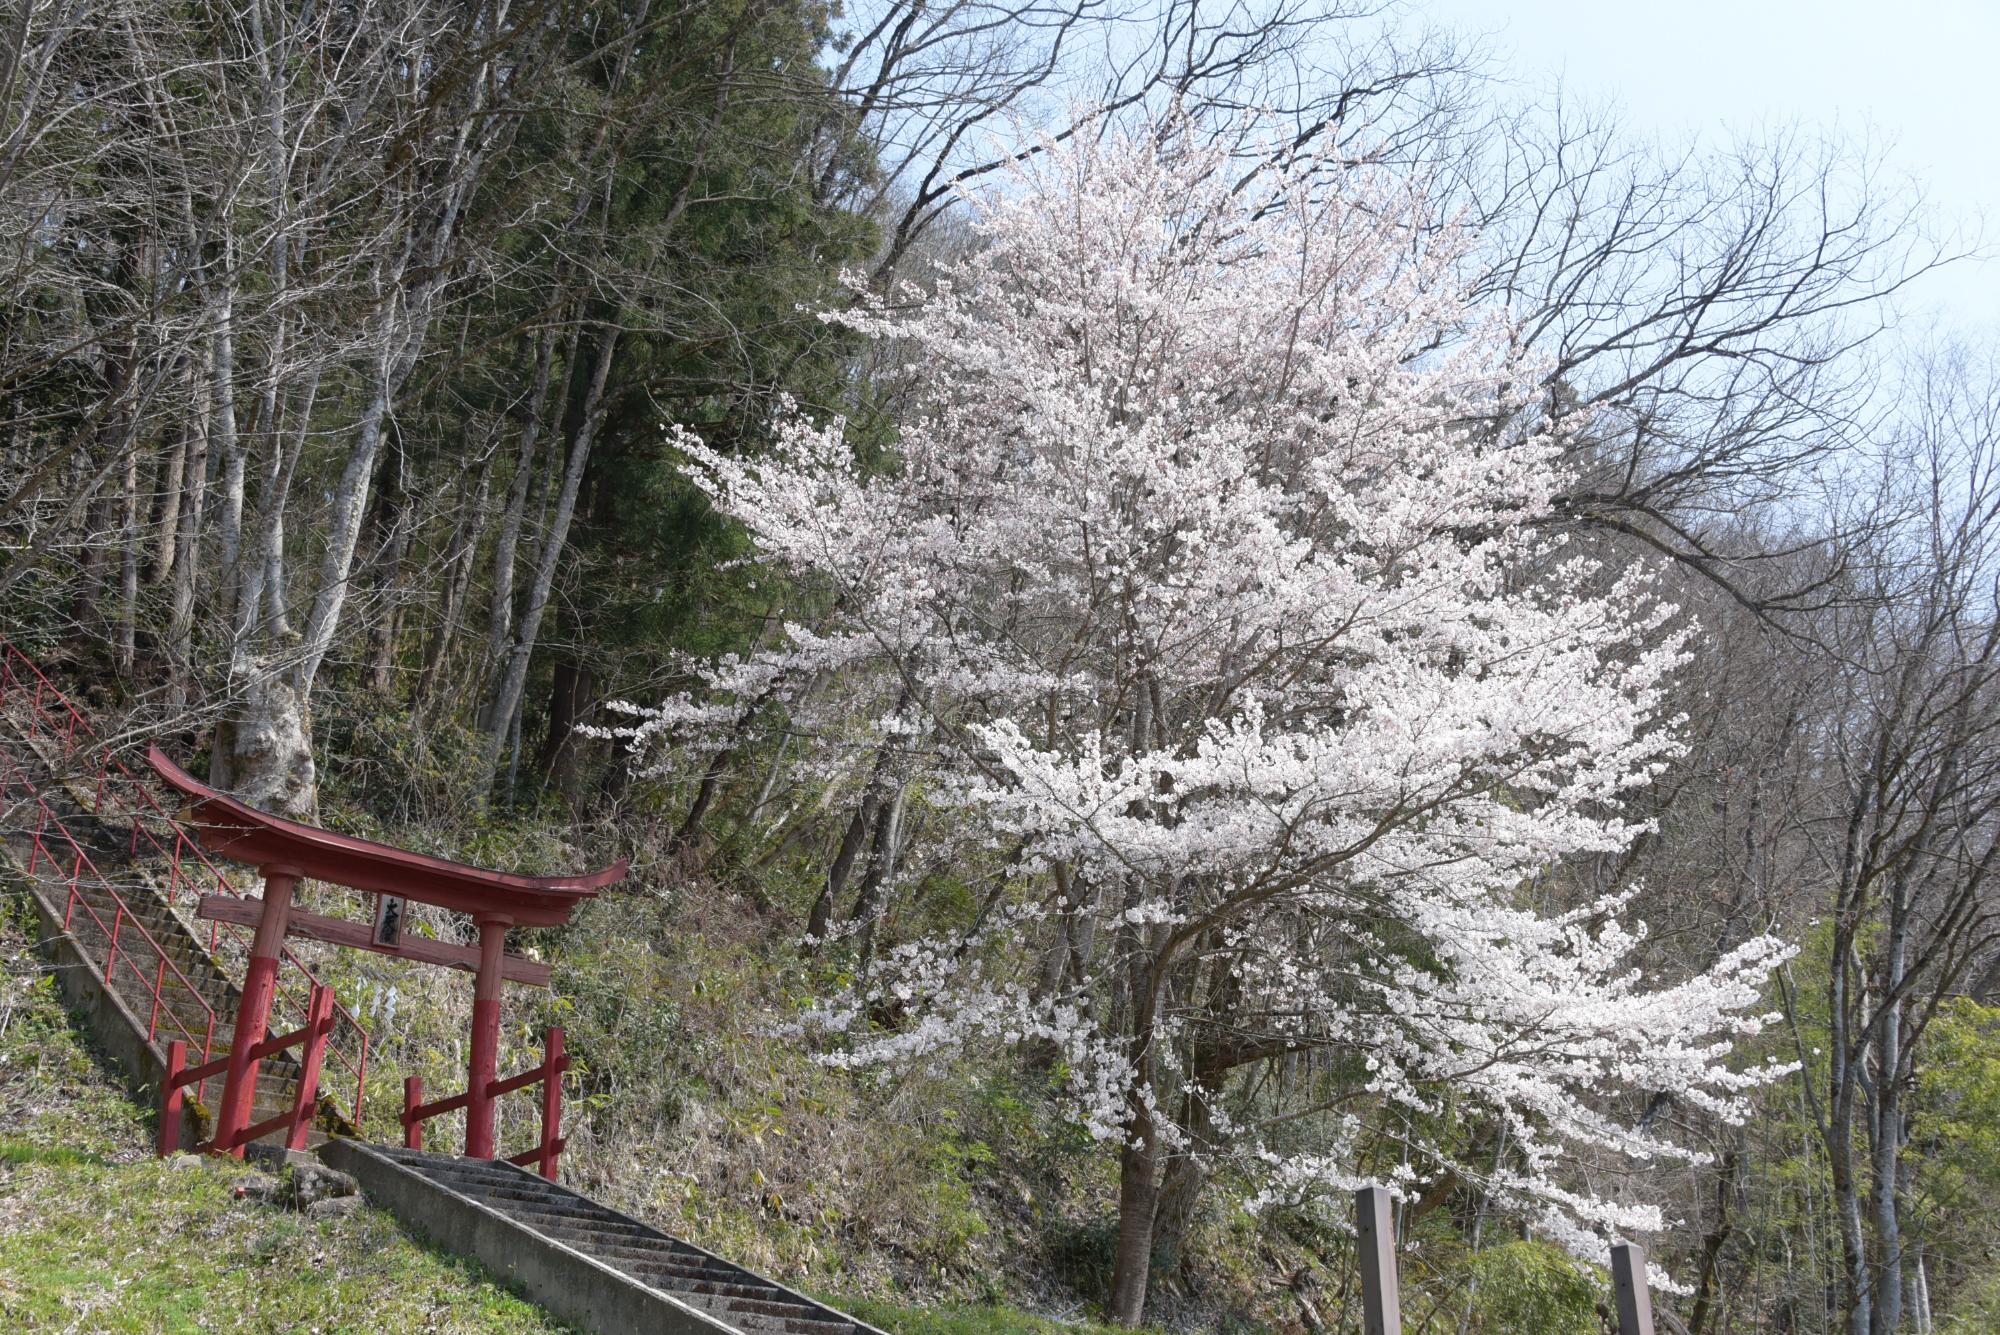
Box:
(625, 117, 1791, 1324)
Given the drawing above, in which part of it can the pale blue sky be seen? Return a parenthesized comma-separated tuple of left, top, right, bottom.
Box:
(1421, 0, 2000, 336)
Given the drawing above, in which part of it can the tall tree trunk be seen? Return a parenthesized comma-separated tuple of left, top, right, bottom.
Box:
(809, 785, 880, 941)
(1830, 949, 1871, 1335)
(533, 652, 596, 808)
(213, 314, 398, 817)
(418, 443, 496, 707)
(115, 437, 141, 674)
(478, 325, 619, 794)
(1688, 1148, 1742, 1335)
(165, 375, 211, 709)
(148, 417, 187, 585)
(367, 449, 412, 694)
(210, 273, 246, 633)
(477, 330, 556, 722)
(1869, 903, 1910, 1335)
(1109, 1091, 1162, 1327)
(850, 780, 907, 963)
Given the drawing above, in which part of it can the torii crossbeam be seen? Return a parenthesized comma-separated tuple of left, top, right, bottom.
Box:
(147, 745, 626, 1160)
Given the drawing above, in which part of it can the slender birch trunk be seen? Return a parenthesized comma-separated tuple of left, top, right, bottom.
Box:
(478, 329, 557, 717)
(477, 325, 620, 793)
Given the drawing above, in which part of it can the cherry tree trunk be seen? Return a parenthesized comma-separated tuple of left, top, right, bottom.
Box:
(1109, 1125, 1162, 1326)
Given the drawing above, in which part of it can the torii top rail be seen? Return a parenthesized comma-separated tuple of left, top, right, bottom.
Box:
(144, 745, 625, 1165)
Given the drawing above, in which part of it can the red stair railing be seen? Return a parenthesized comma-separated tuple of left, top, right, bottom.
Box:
(1, 751, 220, 1099)
(403, 1027, 568, 1180)
(0, 641, 369, 1127)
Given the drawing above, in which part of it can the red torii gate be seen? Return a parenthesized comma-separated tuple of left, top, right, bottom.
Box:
(146, 746, 626, 1167)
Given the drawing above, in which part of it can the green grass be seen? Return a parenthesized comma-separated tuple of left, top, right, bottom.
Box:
(0, 955, 157, 1160)
(0, 1150, 576, 1333)
(0, 1140, 107, 1168)
(0, 902, 570, 1333)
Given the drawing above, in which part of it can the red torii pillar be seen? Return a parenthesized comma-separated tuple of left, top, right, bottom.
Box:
(465, 912, 510, 1159)
(213, 866, 297, 1155)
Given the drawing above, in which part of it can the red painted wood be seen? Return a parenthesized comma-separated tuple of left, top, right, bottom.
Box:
(404, 1077, 424, 1151)
(405, 1089, 473, 1121)
(172, 1050, 235, 1087)
(213, 872, 296, 1158)
(285, 985, 334, 1151)
(486, 1061, 554, 1100)
(538, 1028, 565, 1180)
(232, 1106, 307, 1147)
(195, 896, 553, 986)
(159, 1040, 185, 1156)
(147, 745, 624, 923)
(505, 1137, 566, 1169)
(464, 917, 508, 1159)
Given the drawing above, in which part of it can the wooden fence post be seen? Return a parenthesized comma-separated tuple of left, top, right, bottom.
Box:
(158, 1040, 185, 1156)
(403, 1076, 423, 1150)
(1355, 1186, 1402, 1335)
(1611, 1241, 1655, 1335)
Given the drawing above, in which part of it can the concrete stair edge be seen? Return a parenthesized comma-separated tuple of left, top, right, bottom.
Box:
(425, 1151, 896, 1335)
(322, 1138, 746, 1335)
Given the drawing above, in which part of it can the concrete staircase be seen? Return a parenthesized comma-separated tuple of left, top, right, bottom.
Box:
(324, 1142, 891, 1335)
(0, 712, 324, 1144)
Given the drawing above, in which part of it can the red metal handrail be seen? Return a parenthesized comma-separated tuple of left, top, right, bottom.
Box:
(0, 754, 220, 1102)
(0, 641, 369, 1126)
(403, 1027, 568, 1180)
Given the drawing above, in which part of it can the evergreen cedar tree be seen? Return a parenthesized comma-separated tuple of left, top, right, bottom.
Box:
(615, 117, 1794, 1320)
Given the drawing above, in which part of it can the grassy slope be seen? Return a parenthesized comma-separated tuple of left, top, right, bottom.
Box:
(0, 897, 570, 1334)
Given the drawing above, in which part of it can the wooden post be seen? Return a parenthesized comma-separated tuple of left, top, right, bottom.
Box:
(284, 984, 334, 1151)
(1355, 1186, 1402, 1335)
(158, 1040, 186, 1156)
(213, 869, 296, 1156)
(404, 1076, 424, 1150)
(1611, 1242, 1655, 1335)
(537, 1027, 564, 1180)
(464, 914, 509, 1158)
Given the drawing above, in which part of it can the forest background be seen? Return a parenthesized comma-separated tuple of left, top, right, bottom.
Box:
(3, 1, 1998, 1332)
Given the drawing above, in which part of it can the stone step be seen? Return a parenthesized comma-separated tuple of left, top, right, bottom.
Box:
(532, 1234, 720, 1273)
(489, 1215, 851, 1330)
(332, 1143, 880, 1335)
(668, 1290, 854, 1335)
(628, 1267, 802, 1310)
(62, 898, 221, 975)
(487, 1207, 663, 1251)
